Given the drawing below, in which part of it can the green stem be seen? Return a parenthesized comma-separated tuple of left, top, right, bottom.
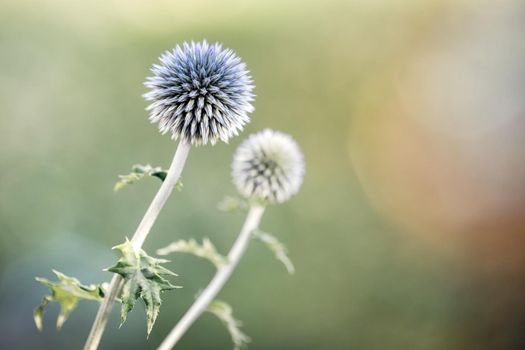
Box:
(157, 204, 266, 350)
(83, 140, 191, 350)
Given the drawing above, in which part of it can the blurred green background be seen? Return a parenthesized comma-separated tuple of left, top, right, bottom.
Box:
(1, 0, 525, 349)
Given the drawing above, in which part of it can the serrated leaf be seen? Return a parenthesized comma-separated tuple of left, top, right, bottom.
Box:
(206, 300, 250, 350)
(107, 239, 181, 336)
(34, 270, 105, 331)
(157, 238, 226, 269)
(114, 164, 183, 192)
(253, 229, 295, 274)
(217, 196, 248, 213)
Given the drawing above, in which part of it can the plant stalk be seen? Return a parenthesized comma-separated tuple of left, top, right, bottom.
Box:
(157, 204, 266, 350)
(83, 140, 191, 350)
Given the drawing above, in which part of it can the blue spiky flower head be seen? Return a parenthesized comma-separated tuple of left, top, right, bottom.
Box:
(144, 41, 255, 146)
(232, 129, 305, 204)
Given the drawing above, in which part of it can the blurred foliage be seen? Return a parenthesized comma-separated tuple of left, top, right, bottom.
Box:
(114, 164, 169, 192)
(252, 229, 295, 274)
(34, 270, 105, 331)
(157, 238, 227, 269)
(206, 300, 250, 350)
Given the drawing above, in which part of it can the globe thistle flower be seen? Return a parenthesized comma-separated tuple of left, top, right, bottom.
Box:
(144, 41, 255, 146)
(232, 129, 305, 204)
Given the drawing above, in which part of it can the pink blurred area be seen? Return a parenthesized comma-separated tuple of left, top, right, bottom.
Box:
(349, 3, 525, 345)
(350, 0, 525, 272)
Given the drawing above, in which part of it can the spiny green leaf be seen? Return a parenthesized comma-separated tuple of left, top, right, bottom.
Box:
(217, 196, 248, 213)
(107, 239, 181, 336)
(157, 238, 226, 269)
(206, 300, 250, 350)
(114, 164, 183, 192)
(34, 270, 105, 330)
(253, 229, 295, 274)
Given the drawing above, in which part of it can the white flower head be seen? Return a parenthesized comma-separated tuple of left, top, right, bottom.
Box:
(232, 129, 305, 204)
(144, 41, 255, 146)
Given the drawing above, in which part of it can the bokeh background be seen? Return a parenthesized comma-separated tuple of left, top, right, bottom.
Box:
(1, 0, 525, 349)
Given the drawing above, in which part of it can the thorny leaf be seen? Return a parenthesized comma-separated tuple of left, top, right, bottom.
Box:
(206, 300, 250, 350)
(253, 229, 295, 274)
(107, 239, 181, 336)
(114, 164, 183, 192)
(217, 196, 248, 213)
(34, 270, 106, 331)
(157, 238, 226, 269)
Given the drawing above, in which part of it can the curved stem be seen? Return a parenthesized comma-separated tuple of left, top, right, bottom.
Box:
(157, 204, 266, 350)
(83, 141, 191, 350)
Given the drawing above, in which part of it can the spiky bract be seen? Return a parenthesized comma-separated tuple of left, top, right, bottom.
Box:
(144, 41, 254, 146)
(232, 129, 304, 204)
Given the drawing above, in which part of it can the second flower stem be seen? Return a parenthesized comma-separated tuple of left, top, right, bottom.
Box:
(83, 140, 191, 350)
(157, 204, 266, 350)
